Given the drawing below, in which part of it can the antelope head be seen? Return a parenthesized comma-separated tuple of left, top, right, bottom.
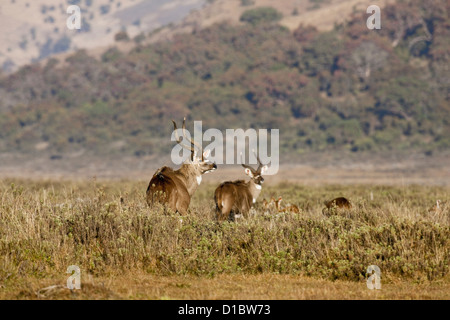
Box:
(172, 118, 217, 180)
(241, 151, 268, 189)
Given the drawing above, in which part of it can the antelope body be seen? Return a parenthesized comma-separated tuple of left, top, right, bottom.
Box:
(264, 196, 300, 214)
(275, 196, 300, 213)
(146, 119, 217, 215)
(322, 197, 352, 214)
(262, 197, 277, 211)
(215, 154, 268, 221)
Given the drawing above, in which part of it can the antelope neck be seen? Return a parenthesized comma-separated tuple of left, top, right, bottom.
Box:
(178, 164, 202, 194)
(248, 180, 263, 199)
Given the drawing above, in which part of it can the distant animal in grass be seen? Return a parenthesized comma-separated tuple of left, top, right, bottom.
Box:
(215, 152, 268, 221)
(428, 200, 444, 215)
(262, 197, 277, 213)
(263, 196, 300, 214)
(262, 197, 274, 209)
(322, 197, 352, 214)
(275, 196, 300, 213)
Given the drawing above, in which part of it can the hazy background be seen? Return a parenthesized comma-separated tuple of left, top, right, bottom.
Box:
(0, 0, 449, 183)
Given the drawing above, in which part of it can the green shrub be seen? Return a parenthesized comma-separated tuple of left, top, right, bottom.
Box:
(240, 7, 283, 26)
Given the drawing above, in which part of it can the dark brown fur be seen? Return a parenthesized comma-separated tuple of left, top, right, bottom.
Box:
(146, 166, 190, 215)
(322, 197, 352, 214)
(146, 119, 217, 215)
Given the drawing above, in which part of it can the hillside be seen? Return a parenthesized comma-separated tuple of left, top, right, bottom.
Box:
(0, 0, 449, 164)
(0, 0, 393, 72)
(147, 0, 394, 43)
(0, 0, 206, 72)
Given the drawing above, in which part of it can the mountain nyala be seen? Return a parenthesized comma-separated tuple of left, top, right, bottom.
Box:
(322, 197, 352, 214)
(214, 153, 268, 221)
(146, 119, 217, 215)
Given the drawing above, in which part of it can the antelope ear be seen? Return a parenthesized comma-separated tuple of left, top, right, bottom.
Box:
(260, 165, 268, 175)
(244, 168, 253, 177)
(203, 149, 211, 159)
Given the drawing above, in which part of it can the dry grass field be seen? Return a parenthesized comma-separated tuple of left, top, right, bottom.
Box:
(0, 177, 449, 300)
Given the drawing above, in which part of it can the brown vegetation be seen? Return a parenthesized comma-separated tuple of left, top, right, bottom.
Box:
(0, 179, 449, 300)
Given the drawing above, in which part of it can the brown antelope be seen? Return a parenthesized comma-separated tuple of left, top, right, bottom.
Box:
(146, 119, 217, 215)
(262, 197, 277, 211)
(428, 200, 443, 215)
(322, 197, 352, 214)
(214, 153, 268, 221)
(276, 196, 300, 213)
(262, 197, 277, 215)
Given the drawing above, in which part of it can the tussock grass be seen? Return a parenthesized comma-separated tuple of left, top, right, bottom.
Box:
(0, 179, 449, 291)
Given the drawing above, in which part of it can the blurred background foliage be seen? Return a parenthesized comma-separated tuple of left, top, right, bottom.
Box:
(0, 0, 448, 159)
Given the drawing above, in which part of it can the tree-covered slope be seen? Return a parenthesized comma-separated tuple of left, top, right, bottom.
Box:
(0, 0, 448, 159)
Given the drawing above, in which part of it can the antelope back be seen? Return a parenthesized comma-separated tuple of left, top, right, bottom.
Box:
(146, 167, 189, 213)
(215, 151, 269, 221)
(215, 181, 253, 221)
(324, 197, 352, 210)
(146, 119, 217, 215)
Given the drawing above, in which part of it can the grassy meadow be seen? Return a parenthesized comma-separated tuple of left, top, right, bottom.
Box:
(0, 178, 449, 299)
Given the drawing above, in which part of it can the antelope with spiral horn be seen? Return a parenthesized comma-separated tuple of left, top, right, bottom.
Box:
(146, 118, 217, 215)
(214, 152, 268, 221)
